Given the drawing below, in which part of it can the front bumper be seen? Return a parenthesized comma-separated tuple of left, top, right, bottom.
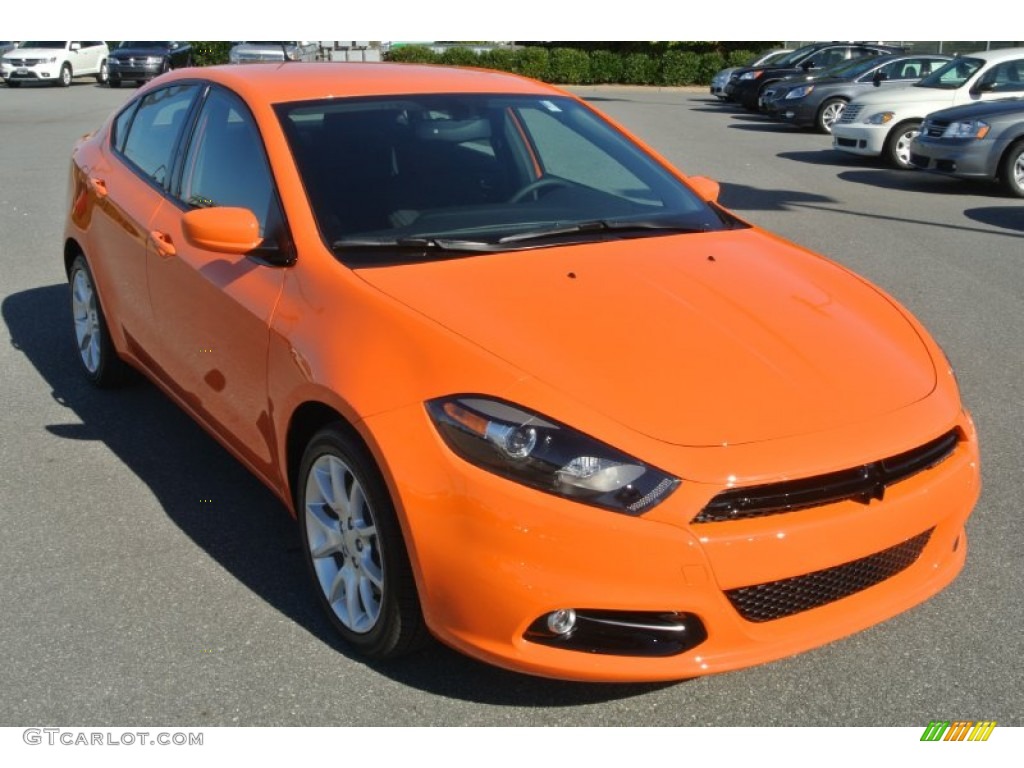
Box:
(109, 61, 164, 80)
(3, 65, 59, 82)
(909, 136, 1002, 180)
(772, 98, 819, 127)
(365, 402, 980, 682)
(832, 123, 888, 157)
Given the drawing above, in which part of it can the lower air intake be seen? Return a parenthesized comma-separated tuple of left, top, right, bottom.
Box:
(725, 528, 934, 622)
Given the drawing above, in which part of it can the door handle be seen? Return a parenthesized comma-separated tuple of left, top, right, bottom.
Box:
(150, 230, 176, 258)
(89, 177, 108, 198)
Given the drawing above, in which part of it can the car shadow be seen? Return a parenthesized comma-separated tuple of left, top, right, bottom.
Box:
(718, 181, 836, 212)
(835, 169, 1006, 196)
(2, 283, 675, 706)
(777, 149, 864, 168)
(963, 206, 1024, 232)
(728, 120, 797, 134)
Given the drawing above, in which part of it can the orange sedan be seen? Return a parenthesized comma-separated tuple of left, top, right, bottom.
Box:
(63, 63, 980, 682)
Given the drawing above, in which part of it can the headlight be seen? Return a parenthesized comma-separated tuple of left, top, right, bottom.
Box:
(942, 119, 990, 139)
(787, 85, 814, 99)
(427, 396, 679, 515)
(866, 111, 895, 125)
(739, 70, 763, 81)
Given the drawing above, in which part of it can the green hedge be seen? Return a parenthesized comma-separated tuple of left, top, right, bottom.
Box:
(179, 42, 781, 86)
(379, 44, 776, 86)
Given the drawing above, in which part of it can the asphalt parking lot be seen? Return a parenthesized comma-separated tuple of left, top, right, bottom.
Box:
(1, 79, 1021, 727)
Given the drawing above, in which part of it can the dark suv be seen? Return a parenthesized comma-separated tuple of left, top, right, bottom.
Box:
(108, 41, 192, 87)
(725, 42, 905, 111)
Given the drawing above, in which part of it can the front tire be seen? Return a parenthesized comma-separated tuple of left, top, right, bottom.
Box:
(108, 77, 121, 88)
(999, 141, 1024, 198)
(68, 254, 129, 387)
(816, 98, 847, 134)
(298, 425, 427, 659)
(59, 63, 72, 87)
(884, 120, 921, 169)
(7, 80, 20, 88)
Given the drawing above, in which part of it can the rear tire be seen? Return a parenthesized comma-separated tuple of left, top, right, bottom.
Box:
(68, 254, 129, 387)
(884, 120, 921, 169)
(95, 59, 108, 84)
(999, 141, 1024, 198)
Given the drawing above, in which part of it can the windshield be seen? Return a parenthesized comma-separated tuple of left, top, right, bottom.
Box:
(828, 56, 887, 79)
(276, 94, 738, 262)
(772, 45, 819, 68)
(750, 50, 790, 67)
(18, 41, 65, 49)
(915, 57, 984, 89)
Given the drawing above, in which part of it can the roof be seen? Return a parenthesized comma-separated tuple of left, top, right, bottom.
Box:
(173, 62, 564, 105)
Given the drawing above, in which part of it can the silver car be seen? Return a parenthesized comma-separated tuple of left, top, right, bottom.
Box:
(229, 41, 319, 64)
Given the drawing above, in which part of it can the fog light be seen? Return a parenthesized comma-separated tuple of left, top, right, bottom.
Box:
(546, 609, 577, 635)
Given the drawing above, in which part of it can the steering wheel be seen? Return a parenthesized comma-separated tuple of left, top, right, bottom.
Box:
(508, 177, 572, 204)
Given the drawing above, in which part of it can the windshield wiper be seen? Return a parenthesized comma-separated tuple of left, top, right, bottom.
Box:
(497, 218, 710, 244)
(332, 235, 492, 252)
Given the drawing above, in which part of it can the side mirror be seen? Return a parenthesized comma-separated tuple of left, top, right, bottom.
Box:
(182, 207, 262, 254)
(801, 61, 814, 71)
(971, 81, 995, 95)
(70, 42, 81, 51)
(872, 71, 888, 87)
(687, 176, 720, 203)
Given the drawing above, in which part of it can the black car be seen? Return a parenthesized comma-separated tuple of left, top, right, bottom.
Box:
(107, 41, 192, 87)
(725, 42, 905, 112)
(761, 54, 952, 133)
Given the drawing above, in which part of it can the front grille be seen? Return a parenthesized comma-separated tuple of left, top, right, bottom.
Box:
(696, 429, 959, 523)
(9, 57, 43, 66)
(838, 104, 863, 123)
(923, 120, 949, 138)
(725, 528, 933, 622)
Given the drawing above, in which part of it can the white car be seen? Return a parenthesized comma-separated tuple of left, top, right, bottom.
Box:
(832, 47, 1024, 168)
(2, 40, 109, 87)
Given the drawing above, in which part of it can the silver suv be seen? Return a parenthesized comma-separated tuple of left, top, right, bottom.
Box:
(228, 41, 319, 64)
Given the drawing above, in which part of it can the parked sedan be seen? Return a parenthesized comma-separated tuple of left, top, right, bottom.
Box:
(107, 41, 192, 87)
(228, 41, 319, 63)
(762, 54, 951, 134)
(710, 49, 791, 100)
(64, 63, 978, 682)
(910, 98, 1024, 197)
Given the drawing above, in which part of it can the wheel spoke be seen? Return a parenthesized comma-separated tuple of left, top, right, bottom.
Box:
(306, 503, 345, 558)
(360, 552, 383, 589)
(344, 566, 362, 624)
(330, 459, 349, 514)
(312, 462, 334, 506)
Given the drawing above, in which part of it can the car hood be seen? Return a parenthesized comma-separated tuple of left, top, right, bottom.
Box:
(3, 47, 66, 58)
(850, 84, 960, 108)
(357, 229, 936, 447)
(924, 97, 1024, 122)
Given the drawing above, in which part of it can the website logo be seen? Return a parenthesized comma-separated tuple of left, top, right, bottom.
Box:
(920, 721, 997, 742)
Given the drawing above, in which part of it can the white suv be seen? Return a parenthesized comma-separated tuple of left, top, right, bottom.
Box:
(832, 47, 1024, 168)
(2, 41, 109, 87)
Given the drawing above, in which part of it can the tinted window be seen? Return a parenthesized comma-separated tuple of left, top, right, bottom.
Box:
(975, 59, 1024, 93)
(917, 57, 984, 89)
(178, 87, 281, 237)
(111, 100, 140, 153)
(120, 84, 199, 186)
